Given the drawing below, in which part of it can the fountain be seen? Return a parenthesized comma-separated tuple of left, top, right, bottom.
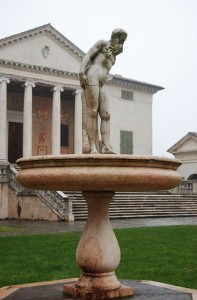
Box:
(16, 154, 181, 299)
(15, 29, 182, 299)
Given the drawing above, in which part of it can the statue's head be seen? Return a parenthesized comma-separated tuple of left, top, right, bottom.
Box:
(111, 28, 128, 43)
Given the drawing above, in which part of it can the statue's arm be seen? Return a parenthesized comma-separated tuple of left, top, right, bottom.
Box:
(79, 40, 106, 88)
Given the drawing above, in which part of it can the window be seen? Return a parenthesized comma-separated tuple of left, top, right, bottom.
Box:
(61, 125, 69, 147)
(121, 90, 133, 101)
(120, 130, 133, 154)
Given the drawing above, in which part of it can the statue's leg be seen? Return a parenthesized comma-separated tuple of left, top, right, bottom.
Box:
(99, 87, 115, 153)
(81, 91, 90, 154)
(84, 86, 99, 154)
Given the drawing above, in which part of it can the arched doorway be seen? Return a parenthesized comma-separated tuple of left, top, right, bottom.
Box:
(187, 174, 197, 180)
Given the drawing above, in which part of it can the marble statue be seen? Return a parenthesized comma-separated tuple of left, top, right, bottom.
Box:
(79, 28, 128, 154)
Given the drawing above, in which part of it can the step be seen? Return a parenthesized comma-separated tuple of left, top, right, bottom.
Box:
(63, 191, 197, 220)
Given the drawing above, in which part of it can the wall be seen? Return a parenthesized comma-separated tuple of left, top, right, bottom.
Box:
(8, 187, 60, 221)
(0, 183, 9, 218)
(178, 162, 197, 180)
(32, 95, 52, 156)
(107, 85, 153, 155)
(173, 151, 197, 180)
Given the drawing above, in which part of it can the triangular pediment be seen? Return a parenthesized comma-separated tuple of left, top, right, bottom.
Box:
(168, 132, 197, 153)
(0, 24, 84, 73)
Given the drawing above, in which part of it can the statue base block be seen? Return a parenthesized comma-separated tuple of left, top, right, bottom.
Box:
(63, 283, 134, 299)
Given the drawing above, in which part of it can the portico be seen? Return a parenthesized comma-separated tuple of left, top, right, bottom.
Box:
(0, 75, 82, 163)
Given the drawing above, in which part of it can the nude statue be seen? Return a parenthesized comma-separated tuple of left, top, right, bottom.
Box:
(79, 28, 128, 154)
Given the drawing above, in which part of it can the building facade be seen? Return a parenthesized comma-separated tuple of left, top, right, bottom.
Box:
(168, 132, 197, 180)
(0, 24, 165, 221)
(0, 24, 163, 164)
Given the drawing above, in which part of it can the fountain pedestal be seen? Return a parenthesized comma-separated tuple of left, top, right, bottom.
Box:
(16, 154, 181, 299)
(63, 191, 134, 299)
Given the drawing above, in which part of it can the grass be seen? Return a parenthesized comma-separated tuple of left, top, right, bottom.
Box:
(0, 226, 196, 289)
(116, 226, 197, 289)
(0, 226, 24, 232)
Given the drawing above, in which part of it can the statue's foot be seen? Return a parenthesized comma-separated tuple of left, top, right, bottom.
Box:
(90, 150, 98, 154)
(101, 144, 116, 154)
(90, 146, 98, 154)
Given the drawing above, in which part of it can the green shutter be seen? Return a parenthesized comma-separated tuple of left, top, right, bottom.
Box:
(120, 130, 133, 154)
(121, 90, 133, 101)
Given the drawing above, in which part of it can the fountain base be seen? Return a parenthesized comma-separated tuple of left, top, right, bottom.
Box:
(2, 279, 194, 300)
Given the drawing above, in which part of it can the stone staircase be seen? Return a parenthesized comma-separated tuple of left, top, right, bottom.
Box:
(8, 165, 73, 220)
(37, 190, 73, 220)
(64, 191, 197, 220)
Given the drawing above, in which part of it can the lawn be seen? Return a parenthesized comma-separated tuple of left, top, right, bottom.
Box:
(0, 226, 24, 232)
(0, 225, 196, 289)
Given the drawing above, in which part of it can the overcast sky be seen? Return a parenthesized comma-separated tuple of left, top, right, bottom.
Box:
(0, 0, 196, 157)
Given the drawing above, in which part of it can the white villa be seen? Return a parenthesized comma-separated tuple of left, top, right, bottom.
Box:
(0, 24, 165, 221)
(0, 24, 163, 164)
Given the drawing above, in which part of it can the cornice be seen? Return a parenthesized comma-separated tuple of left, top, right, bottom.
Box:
(110, 75, 164, 94)
(0, 58, 79, 79)
(0, 59, 164, 94)
(167, 132, 197, 153)
(0, 23, 85, 60)
(0, 70, 80, 91)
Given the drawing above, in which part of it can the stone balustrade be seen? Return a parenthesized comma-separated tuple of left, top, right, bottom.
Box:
(171, 180, 197, 194)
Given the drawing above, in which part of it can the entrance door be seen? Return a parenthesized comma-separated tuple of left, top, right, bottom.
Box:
(8, 122, 23, 163)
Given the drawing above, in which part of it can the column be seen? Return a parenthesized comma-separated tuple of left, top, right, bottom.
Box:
(74, 89, 82, 154)
(0, 76, 10, 162)
(52, 85, 63, 155)
(23, 81, 35, 157)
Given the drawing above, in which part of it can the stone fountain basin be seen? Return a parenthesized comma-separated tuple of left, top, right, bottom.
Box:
(16, 154, 182, 192)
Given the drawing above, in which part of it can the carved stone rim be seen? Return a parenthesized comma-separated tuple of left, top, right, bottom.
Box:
(16, 154, 181, 170)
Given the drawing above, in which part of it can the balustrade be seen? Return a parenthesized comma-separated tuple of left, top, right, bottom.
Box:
(178, 180, 193, 194)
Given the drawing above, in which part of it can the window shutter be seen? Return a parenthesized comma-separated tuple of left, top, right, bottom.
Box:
(121, 90, 133, 101)
(120, 130, 133, 154)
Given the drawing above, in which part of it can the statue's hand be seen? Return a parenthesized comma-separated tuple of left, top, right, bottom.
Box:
(79, 73, 88, 89)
